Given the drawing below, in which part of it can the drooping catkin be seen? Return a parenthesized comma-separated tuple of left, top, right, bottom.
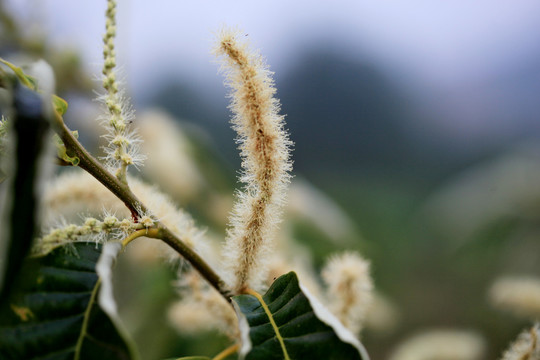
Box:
(215, 29, 292, 294)
(500, 324, 540, 360)
(99, 0, 143, 183)
(322, 252, 373, 335)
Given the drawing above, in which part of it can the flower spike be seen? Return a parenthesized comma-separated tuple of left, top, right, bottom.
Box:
(215, 28, 293, 294)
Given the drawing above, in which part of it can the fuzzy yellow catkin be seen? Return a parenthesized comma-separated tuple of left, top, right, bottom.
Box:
(215, 29, 292, 294)
(321, 252, 373, 335)
(500, 324, 540, 360)
(490, 276, 540, 319)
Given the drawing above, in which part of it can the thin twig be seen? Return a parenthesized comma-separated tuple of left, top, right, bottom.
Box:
(52, 111, 230, 301)
(212, 343, 239, 360)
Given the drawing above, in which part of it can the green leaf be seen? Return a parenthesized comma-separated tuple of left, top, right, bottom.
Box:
(52, 94, 69, 115)
(0, 58, 37, 90)
(0, 57, 69, 117)
(0, 242, 137, 360)
(232, 272, 370, 360)
(54, 132, 80, 166)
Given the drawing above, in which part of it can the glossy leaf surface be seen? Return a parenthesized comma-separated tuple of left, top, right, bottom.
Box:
(0, 243, 135, 360)
(232, 272, 369, 360)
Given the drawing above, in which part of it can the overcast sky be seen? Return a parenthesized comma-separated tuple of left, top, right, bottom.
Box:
(5, 0, 540, 146)
(6, 1, 540, 94)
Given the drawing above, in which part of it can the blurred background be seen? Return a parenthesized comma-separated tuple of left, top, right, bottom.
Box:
(2, 0, 540, 359)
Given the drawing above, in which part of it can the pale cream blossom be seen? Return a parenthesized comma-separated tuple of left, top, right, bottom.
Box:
(215, 28, 292, 294)
(389, 330, 486, 360)
(322, 251, 373, 335)
(490, 276, 540, 319)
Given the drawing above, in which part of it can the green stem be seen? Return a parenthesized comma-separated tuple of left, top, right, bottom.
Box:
(53, 111, 143, 220)
(146, 227, 229, 300)
(122, 228, 158, 248)
(213, 343, 239, 360)
(52, 112, 230, 301)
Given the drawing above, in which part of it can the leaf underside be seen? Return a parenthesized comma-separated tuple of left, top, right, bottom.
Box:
(232, 272, 366, 360)
(0, 243, 134, 360)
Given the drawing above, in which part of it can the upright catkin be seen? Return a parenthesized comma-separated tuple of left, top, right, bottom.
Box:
(100, 0, 142, 183)
(215, 29, 292, 294)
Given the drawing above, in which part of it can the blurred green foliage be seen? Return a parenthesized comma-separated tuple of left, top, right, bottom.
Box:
(2, 3, 540, 359)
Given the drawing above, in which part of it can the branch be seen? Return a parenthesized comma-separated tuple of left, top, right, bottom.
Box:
(52, 111, 230, 301)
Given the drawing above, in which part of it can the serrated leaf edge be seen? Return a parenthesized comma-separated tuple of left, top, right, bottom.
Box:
(234, 273, 370, 360)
